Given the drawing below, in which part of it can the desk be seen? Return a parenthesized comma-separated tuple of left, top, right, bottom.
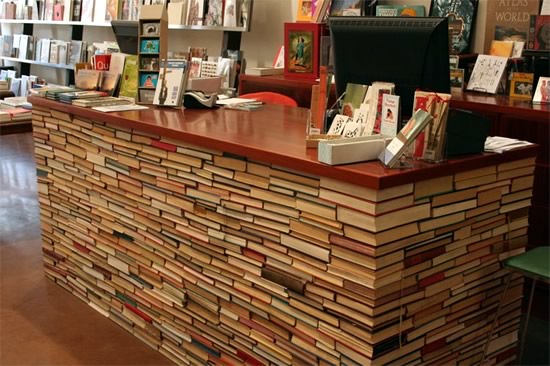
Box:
(30, 96, 537, 366)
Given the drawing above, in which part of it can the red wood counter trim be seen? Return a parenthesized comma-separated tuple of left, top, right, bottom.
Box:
(29, 96, 539, 190)
(450, 91, 550, 121)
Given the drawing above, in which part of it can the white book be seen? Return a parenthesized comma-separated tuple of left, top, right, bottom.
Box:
(466, 55, 508, 94)
(20, 75, 30, 97)
(58, 42, 68, 64)
(109, 52, 128, 75)
(380, 94, 400, 137)
(69, 40, 83, 64)
(168, 0, 187, 25)
(35, 39, 42, 61)
(10, 78, 21, 96)
(154, 59, 188, 107)
(18, 35, 28, 60)
(223, 0, 237, 27)
(187, 0, 204, 25)
(63, 0, 73, 21)
(49, 42, 59, 63)
(93, 0, 106, 22)
(81, 0, 94, 21)
(532, 76, 550, 105)
(40, 39, 51, 63)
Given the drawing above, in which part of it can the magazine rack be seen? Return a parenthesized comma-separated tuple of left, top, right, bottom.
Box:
(137, 5, 168, 104)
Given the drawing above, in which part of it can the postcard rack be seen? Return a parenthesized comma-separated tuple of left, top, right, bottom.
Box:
(137, 5, 168, 104)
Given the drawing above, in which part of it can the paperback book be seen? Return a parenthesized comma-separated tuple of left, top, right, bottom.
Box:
(466, 55, 508, 94)
(532, 76, 550, 104)
(527, 15, 550, 51)
(118, 55, 138, 100)
(204, 0, 223, 26)
(75, 69, 102, 90)
(376, 5, 424, 17)
(153, 59, 189, 107)
(100, 71, 120, 96)
(379, 109, 433, 167)
(509, 72, 534, 99)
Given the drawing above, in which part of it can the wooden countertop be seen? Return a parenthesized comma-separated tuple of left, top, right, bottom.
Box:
(451, 90, 550, 120)
(29, 96, 538, 190)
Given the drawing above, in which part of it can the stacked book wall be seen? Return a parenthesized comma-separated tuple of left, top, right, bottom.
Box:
(33, 105, 534, 365)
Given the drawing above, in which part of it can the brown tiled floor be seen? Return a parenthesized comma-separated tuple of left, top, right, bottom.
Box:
(0, 132, 172, 365)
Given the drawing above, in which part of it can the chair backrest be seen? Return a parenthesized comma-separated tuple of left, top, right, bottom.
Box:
(239, 92, 298, 107)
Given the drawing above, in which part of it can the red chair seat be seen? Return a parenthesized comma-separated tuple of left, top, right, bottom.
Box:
(239, 92, 298, 107)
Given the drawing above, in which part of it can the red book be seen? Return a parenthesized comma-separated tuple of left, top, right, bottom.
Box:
(53, 3, 64, 20)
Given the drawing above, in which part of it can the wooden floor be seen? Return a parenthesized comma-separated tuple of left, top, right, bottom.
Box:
(0, 132, 172, 365)
(0, 132, 548, 365)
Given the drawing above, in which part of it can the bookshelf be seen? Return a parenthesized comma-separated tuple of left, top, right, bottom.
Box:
(0, 56, 75, 70)
(1, 1, 254, 88)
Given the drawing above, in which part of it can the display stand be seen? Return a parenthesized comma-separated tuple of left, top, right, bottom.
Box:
(137, 5, 168, 104)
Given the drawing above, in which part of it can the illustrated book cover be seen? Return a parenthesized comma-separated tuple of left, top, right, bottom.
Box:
(450, 68, 465, 91)
(489, 40, 514, 57)
(379, 109, 433, 167)
(527, 15, 550, 51)
(75, 69, 102, 90)
(187, 0, 204, 25)
(430, 0, 478, 54)
(100, 71, 120, 96)
(153, 59, 189, 107)
(376, 5, 425, 17)
(118, 55, 139, 100)
(485, 0, 540, 54)
(380, 94, 400, 137)
(223, 0, 237, 27)
(330, 0, 363, 16)
(532, 76, 550, 104)
(204, 0, 223, 26)
(466, 55, 508, 94)
(509, 72, 534, 99)
(341, 83, 368, 117)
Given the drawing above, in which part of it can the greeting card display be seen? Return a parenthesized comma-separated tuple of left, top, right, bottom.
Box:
(137, 4, 168, 104)
(284, 22, 325, 80)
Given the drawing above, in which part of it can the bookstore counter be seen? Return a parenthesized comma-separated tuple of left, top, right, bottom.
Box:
(29, 96, 538, 366)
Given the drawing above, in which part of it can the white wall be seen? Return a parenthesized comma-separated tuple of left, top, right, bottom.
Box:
(2, 0, 498, 85)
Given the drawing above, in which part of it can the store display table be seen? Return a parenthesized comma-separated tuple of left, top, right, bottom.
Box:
(29, 96, 537, 365)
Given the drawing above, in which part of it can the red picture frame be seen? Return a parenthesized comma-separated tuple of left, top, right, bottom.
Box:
(284, 22, 325, 80)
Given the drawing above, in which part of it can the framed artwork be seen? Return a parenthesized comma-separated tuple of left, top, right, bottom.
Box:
(140, 39, 160, 53)
(284, 22, 324, 80)
(297, 0, 316, 22)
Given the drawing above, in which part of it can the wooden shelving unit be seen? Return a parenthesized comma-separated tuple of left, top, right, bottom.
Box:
(137, 5, 168, 104)
(0, 56, 75, 70)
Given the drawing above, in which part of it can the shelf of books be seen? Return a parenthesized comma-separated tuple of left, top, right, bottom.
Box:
(0, 56, 75, 70)
(0, 19, 111, 27)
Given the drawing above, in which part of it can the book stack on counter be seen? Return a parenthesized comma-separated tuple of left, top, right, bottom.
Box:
(57, 91, 109, 104)
(0, 107, 32, 122)
(45, 88, 82, 101)
(71, 96, 132, 108)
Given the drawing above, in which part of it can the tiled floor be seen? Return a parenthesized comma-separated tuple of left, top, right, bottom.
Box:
(0, 132, 172, 365)
(0, 132, 548, 365)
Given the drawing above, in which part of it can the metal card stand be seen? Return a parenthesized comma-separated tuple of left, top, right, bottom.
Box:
(378, 145, 413, 169)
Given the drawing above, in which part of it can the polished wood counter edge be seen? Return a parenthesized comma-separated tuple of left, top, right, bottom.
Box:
(29, 96, 538, 190)
(450, 90, 550, 120)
